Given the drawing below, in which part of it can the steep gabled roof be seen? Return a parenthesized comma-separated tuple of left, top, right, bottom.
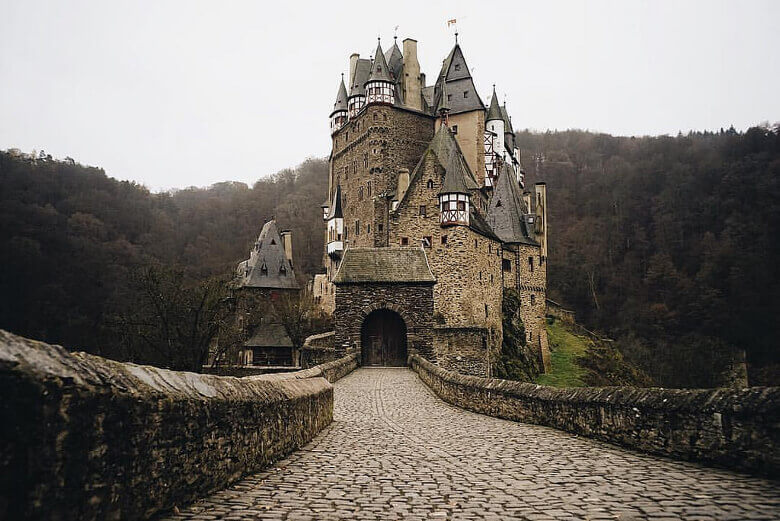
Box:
(436, 81, 450, 114)
(327, 184, 343, 219)
(349, 58, 371, 98)
(333, 247, 435, 284)
(385, 41, 403, 81)
(366, 40, 393, 83)
(239, 220, 300, 289)
(487, 163, 538, 246)
(429, 126, 479, 194)
(431, 44, 485, 115)
(331, 76, 348, 115)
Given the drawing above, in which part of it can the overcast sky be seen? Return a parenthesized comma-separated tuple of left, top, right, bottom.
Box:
(1, 0, 778, 190)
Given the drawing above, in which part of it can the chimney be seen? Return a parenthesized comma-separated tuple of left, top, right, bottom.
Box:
(397, 168, 410, 202)
(402, 39, 421, 111)
(349, 53, 360, 90)
(420, 72, 426, 88)
(280, 231, 294, 267)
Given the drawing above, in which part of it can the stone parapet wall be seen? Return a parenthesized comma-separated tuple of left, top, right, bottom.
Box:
(0, 330, 357, 520)
(410, 354, 780, 476)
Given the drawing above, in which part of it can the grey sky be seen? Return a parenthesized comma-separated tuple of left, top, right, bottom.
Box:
(1, 0, 778, 190)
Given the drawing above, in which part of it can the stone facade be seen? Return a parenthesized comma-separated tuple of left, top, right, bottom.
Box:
(0, 329, 361, 520)
(411, 355, 780, 477)
(321, 38, 549, 377)
(333, 282, 434, 360)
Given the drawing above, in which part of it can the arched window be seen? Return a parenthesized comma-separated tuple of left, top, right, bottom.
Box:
(427, 179, 434, 189)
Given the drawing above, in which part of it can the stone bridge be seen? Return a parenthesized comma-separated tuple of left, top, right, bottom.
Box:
(163, 368, 780, 521)
(2, 330, 779, 520)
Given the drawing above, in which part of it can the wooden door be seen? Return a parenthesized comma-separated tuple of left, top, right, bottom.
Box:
(361, 309, 407, 366)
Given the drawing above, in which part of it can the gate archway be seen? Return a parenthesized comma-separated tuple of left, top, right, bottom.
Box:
(360, 309, 407, 366)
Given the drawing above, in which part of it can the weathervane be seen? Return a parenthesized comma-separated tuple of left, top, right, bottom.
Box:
(447, 18, 458, 43)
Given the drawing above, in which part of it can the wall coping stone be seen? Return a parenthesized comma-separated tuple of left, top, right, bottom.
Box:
(410, 354, 780, 476)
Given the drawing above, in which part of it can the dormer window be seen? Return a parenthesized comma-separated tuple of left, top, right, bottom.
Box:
(260, 263, 268, 276)
(280, 264, 287, 275)
(454, 64, 461, 71)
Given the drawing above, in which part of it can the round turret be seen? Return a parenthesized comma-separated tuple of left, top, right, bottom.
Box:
(365, 39, 395, 106)
(330, 75, 349, 134)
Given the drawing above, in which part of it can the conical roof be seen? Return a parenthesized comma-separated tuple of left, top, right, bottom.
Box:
(486, 86, 503, 122)
(367, 40, 393, 83)
(328, 184, 343, 219)
(331, 75, 348, 115)
(487, 163, 537, 245)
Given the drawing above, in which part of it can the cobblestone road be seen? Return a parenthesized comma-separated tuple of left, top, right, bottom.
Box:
(164, 368, 780, 520)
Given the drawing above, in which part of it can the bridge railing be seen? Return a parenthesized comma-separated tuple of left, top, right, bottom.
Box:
(410, 354, 780, 477)
(0, 330, 357, 520)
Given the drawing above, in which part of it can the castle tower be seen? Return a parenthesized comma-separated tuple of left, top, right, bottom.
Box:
(365, 39, 395, 106)
(326, 184, 344, 259)
(402, 38, 422, 111)
(433, 43, 486, 178)
(330, 75, 348, 134)
(484, 87, 505, 187)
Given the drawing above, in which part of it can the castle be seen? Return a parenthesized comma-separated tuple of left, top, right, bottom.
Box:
(313, 35, 550, 376)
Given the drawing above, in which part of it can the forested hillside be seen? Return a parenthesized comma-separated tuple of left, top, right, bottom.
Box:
(518, 126, 780, 386)
(0, 152, 327, 362)
(1, 125, 778, 385)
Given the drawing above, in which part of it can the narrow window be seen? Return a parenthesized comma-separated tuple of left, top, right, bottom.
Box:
(490, 274, 494, 283)
(401, 237, 409, 246)
(358, 187, 363, 201)
(422, 236, 432, 248)
(485, 304, 489, 318)
(529, 256, 534, 272)
(502, 259, 511, 272)
(427, 179, 434, 189)
(454, 63, 461, 71)
(367, 181, 371, 197)
(463, 91, 468, 98)
(419, 205, 426, 217)
(531, 294, 536, 305)
(378, 224, 384, 232)
(451, 125, 458, 135)
(441, 235, 448, 245)
(355, 220, 360, 235)
(447, 94, 452, 101)
(488, 244, 492, 254)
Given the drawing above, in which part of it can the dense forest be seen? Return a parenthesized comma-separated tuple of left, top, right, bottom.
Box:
(1, 125, 778, 385)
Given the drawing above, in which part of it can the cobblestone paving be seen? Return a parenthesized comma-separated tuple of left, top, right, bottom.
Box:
(163, 368, 780, 520)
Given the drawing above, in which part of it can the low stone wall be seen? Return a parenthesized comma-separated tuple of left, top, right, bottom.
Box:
(201, 364, 301, 377)
(250, 352, 359, 384)
(410, 355, 780, 476)
(300, 331, 338, 368)
(0, 330, 355, 520)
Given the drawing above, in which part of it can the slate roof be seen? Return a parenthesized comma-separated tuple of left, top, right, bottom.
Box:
(331, 76, 348, 116)
(486, 87, 503, 122)
(500, 104, 515, 152)
(436, 81, 450, 114)
(238, 220, 300, 289)
(469, 209, 501, 241)
(244, 322, 293, 348)
(333, 247, 435, 284)
(385, 41, 404, 81)
(429, 126, 480, 194)
(349, 58, 371, 98)
(487, 163, 538, 246)
(366, 40, 393, 84)
(431, 44, 485, 115)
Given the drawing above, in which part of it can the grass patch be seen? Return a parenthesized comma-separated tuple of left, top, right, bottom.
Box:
(534, 319, 588, 387)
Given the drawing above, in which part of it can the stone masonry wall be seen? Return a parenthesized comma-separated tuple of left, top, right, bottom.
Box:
(0, 330, 356, 520)
(333, 283, 434, 360)
(330, 104, 433, 250)
(411, 355, 780, 476)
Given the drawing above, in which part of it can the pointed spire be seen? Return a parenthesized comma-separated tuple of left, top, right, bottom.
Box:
(331, 74, 348, 115)
(486, 85, 502, 121)
(328, 184, 343, 219)
(367, 38, 393, 83)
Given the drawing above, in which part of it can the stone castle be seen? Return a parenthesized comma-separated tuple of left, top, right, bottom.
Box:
(312, 35, 550, 376)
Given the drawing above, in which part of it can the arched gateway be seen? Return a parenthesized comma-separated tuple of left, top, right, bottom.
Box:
(332, 248, 436, 362)
(361, 309, 407, 366)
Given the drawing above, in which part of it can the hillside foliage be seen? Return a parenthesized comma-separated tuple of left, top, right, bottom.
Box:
(1, 125, 778, 384)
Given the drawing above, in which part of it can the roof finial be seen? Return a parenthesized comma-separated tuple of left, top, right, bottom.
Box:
(455, 31, 459, 44)
(394, 25, 399, 41)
